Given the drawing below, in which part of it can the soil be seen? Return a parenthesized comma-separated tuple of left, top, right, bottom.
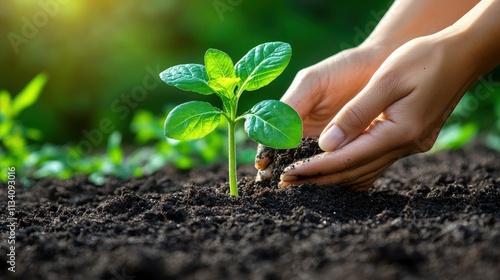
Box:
(1, 139, 500, 280)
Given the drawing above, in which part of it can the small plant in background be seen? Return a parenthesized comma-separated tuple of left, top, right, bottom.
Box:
(432, 82, 500, 152)
(132, 109, 223, 169)
(160, 42, 302, 197)
(131, 109, 257, 169)
(27, 108, 257, 186)
(0, 73, 48, 182)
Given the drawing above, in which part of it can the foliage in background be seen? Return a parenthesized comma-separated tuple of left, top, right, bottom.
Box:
(0, 76, 250, 185)
(432, 78, 500, 152)
(1, 1, 500, 186)
(0, 73, 47, 182)
(0, 0, 391, 144)
(1, 72, 499, 186)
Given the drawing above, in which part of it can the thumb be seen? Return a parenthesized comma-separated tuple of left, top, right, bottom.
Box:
(281, 67, 325, 118)
(318, 74, 408, 152)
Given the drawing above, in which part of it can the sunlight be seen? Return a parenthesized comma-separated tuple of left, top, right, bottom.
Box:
(12, 0, 101, 23)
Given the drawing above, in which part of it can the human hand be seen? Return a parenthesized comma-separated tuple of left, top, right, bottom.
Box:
(278, 34, 476, 190)
(255, 45, 389, 180)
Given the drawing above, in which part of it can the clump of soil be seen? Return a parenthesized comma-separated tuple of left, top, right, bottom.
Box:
(259, 137, 323, 186)
(1, 140, 499, 280)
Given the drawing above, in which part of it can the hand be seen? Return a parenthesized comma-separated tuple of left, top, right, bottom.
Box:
(279, 34, 476, 190)
(255, 45, 389, 180)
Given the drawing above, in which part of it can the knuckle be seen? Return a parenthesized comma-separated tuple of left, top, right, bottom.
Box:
(342, 105, 368, 129)
(295, 67, 317, 82)
(293, 66, 326, 91)
(372, 68, 410, 99)
(377, 67, 404, 88)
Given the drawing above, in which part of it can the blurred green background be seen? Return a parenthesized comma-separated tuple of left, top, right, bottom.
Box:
(1, 0, 393, 145)
(2, 0, 500, 152)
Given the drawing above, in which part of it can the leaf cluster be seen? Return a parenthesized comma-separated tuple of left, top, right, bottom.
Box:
(161, 42, 302, 149)
(433, 83, 500, 152)
(0, 73, 47, 182)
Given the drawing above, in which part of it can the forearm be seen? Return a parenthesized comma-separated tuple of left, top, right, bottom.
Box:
(361, 0, 479, 53)
(448, 0, 500, 76)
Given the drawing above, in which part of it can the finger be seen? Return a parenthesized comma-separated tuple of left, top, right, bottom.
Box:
(279, 118, 411, 188)
(282, 122, 399, 179)
(279, 159, 395, 190)
(254, 144, 275, 170)
(318, 71, 414, 152)
(281, 67, 324, 118)
(256, 164, 273, 181)
(279, 147, 398, 188)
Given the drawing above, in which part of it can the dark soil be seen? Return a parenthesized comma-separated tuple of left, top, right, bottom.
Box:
(1, 139, 500, 280)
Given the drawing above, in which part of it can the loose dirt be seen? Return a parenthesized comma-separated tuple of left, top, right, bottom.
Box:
(1, 139, 499, 280)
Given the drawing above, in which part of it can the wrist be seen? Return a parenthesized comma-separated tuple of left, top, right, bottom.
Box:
(352, 40, 395, 71)
(440, 0, 500, 76)
(430, 25, 497, 86)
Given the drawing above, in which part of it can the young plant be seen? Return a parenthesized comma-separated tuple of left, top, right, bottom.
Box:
(0, 73, 47, 182)
(160, 42, 302, 197)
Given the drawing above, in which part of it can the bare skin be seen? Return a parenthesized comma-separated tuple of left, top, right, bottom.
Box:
(255, 0, 500, 190)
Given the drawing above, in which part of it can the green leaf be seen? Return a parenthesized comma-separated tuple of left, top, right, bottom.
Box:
(12, 73, 48, 117)
(130, 110, 163, 144)
(0, 90, 12, 117)
(107, 131, 123, 165)
(33, 161, 70, 179)
(243, 100, 302, 148)
(235, 42, 291, 92)
(0, 120, 12, 139)
(207, 77, 240, 96)
(205, 48, 236, 80)
(432, 123, 478, 152)
(165, 101, 222, 140)
(159, 64, 213, 95)
(26, 128, 42, 140)
(0, 91, 12, 138)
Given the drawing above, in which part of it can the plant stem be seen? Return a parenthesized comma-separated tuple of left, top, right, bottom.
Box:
(227, 119, 238, 197)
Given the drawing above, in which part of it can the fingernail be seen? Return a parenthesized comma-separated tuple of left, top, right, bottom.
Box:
(254, 157, 271, 170)
(319, 125, 345, 151)
(278, 181, 291, 189)
(280, 174, 297, 182)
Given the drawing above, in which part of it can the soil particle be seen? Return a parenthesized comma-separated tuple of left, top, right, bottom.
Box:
(1, 140, 499, 280)
(265, 137, 324, 186)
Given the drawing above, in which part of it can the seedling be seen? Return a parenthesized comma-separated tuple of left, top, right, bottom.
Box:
(160, 42, 302, 197)
(0, 73, 47, 183)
